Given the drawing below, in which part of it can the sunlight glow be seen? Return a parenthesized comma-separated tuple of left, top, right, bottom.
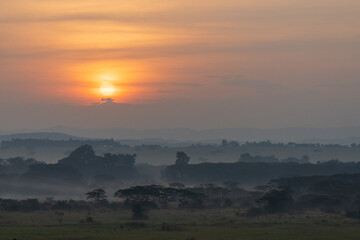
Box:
(99, 82, 116, 96)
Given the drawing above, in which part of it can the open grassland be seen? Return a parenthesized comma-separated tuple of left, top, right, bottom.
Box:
(0, 209, 360, 240)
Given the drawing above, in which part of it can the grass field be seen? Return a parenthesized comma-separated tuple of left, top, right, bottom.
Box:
(0, 208, 359, 240)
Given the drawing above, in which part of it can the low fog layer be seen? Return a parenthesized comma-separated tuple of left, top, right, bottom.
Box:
(1, 141, 360, 199)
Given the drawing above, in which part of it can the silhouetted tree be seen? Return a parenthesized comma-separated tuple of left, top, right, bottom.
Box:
(114, 185, 163, 219)
(257, 187, 294, 213)
(175, 152, 190, 166)
(85, 188, 107, 203)
(115, 185, 206, 219)
(189, 184, 229, 207)
(59, 145, 137, 179)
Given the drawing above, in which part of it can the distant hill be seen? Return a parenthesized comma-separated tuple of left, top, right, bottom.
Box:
(3, 126, 360, 145)
(40, 126, 360, 145)
(0, 132, 84, 142)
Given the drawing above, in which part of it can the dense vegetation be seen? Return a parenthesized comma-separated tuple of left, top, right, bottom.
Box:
(3, 138, 360, 165)
(1, 173, 360, 219)
(1, 141, 360, 239)
(163, 158, 360, 184)
(1, 143, 360, 198)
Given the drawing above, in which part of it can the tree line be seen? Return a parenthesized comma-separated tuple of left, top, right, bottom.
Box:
(1, 173, 360, 221)
(164, 152, 360, 184)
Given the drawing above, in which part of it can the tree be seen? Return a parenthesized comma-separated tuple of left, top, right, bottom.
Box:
(114, 185, 164, 219)
(85, 188, 107, 203)
(177, 188, 207, 208)
(257, 187, 294, 213)
(59, 145, 137, 179)
(189, 184, 230, 207)
(228, 141, 240, 147)
(114, 185, 207, 219)
(175, 152, 190, 166)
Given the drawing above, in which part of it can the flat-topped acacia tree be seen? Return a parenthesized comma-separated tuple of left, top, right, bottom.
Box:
(114, 185, 206, 220)
(85, 188, 108, 204)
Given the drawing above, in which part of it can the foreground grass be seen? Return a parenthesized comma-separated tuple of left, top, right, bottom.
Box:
(0, 209, 359, 240)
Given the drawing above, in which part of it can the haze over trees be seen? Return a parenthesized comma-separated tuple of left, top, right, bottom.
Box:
(0, 140, 360, 240)
(1, 142, 360, 198)
(59, 145, 137, 179)
(163, 156, 360, 185)
(4, 138, 360, 165)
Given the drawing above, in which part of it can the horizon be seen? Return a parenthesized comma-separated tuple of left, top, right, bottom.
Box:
(3, 125, 360, 145)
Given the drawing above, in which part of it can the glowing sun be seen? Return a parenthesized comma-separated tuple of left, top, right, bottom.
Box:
(99, 82, 116, 96)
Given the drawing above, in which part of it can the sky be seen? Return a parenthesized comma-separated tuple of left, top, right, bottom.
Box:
(0, 0, 360, 131)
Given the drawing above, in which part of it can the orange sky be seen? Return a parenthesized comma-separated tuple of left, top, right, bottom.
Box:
(0, 0, 360, 129)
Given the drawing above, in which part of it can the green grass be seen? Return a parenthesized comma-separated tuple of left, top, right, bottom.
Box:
(0, 209, 359, 240)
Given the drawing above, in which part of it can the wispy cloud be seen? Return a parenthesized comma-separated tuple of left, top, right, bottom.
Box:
(120, 81, 203, 89)
(0, 12, 164, 24)
(208, 75, 280, 90)
(0, 42, 242, 61)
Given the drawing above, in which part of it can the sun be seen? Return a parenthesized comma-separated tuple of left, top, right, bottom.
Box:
(99, 82, 116, 96)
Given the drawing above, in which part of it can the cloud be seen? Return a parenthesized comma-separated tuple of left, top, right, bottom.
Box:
(101, 98, 114, 103)
(0, 12, 163, 24)
(3, 36, 358, 63)
(170, 82, 202, 88)
(0, 42, 237, 61)
(157, 90, 173, 94)
(209, 75, 280, 90)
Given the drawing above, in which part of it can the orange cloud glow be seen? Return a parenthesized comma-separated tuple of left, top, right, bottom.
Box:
(1, 0, 360, 110)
